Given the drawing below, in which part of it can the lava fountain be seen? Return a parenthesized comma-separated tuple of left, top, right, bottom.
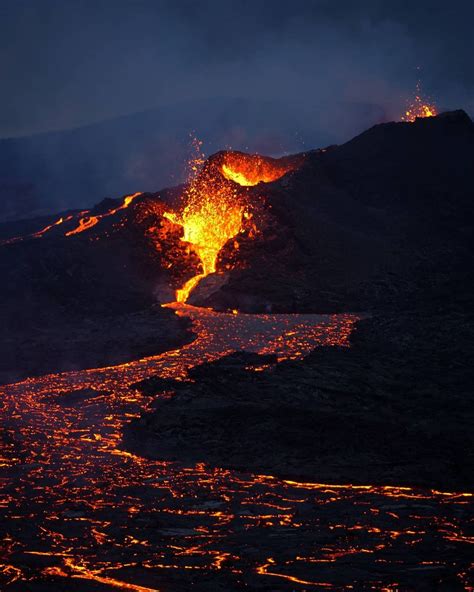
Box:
(164, 145, 298, 303)
(401, 81, 438, 122)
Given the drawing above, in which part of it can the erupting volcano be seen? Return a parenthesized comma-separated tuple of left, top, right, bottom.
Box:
(163, 145, 299, 303)
(401, 81, 438, 122)
(1, 109, 473, 591)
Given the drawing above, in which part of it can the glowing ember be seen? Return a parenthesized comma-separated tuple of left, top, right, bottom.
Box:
(221, 153, 293, 186)
(402, 82, 438, 122)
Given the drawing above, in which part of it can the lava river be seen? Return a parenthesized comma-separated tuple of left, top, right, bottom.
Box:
(0, 306, 472, 591)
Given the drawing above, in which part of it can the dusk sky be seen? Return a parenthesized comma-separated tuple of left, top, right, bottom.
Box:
(1, 0, 473, 137)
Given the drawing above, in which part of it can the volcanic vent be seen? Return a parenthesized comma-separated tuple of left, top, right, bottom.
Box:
(401, 81, 438, 122)
(163, 146, 304, 303)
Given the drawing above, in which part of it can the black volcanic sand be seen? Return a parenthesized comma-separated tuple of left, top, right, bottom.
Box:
(125, 299, 474, 491)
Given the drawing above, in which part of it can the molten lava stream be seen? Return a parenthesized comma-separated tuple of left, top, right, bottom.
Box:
(0, 306, 471, 591)
(65, 192, 142, 237)
(0, 192, 143, 246)
(176, 273, 206, 304)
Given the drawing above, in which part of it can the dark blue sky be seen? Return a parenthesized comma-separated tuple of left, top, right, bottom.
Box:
(1, 0, 472, 137)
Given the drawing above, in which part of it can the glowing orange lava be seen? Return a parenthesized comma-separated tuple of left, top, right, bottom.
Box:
(164, 194, 244, 302)
(65, 213, 100, 236)
(0, 192, 144, 247)
(402, 82, 438, 122)
(1, 306, 471, 590)
(164, 146, 247, 303)
(163, 143, 300, 303)
(221, 153, 293, 186)
(32, 214, 75, 238)
(66, 192, 142, 236)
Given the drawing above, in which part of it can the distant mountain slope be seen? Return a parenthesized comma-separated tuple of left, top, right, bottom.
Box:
(0, 98, 383, 222)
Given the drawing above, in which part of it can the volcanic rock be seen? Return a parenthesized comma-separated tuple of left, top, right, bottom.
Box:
(124, 300, 474, 489)
(195, 110, 474, 313)
(0, 191, 193, 383)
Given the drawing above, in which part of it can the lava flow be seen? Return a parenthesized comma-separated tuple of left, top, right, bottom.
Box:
(401, 81, 438, 122)
(164, 146, 295, 303)
(65, 191, 142, 236)
(1, 306, 472, 591)
(0, 192, 142, 246)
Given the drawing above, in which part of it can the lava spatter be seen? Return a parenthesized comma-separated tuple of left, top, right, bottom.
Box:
(163, 144, 300, 303)
(401, 81, 438, 122)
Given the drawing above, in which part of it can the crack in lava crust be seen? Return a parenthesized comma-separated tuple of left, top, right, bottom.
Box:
(1, 306, 472, 590)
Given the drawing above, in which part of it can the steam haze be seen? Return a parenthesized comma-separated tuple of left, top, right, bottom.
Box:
(0, 0, 472, 221)
(1, 0, 473, 137)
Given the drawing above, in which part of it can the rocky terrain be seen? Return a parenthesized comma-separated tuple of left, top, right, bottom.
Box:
(1, 110, 473, 590)
(1, 109, 473, 424)
(193, 110, 474, 313)
(123, 110, 474, 490)
(0, 191, 191, 383)
(125, 298, 473, 489)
